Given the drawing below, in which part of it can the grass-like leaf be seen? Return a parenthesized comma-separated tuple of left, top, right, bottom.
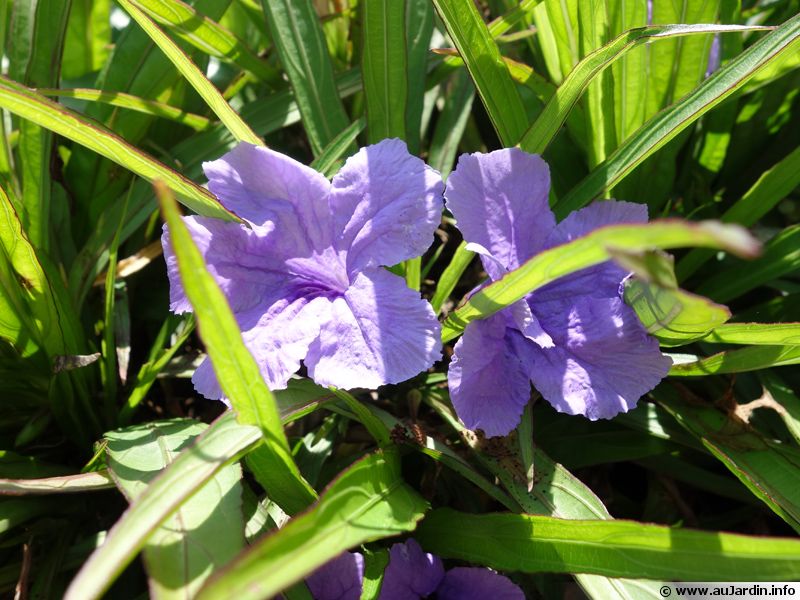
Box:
(703, 323, 800, 345)
(416, 508, 800, 580)
(260, 0, 351, 155)
(431, 0, 529, 145)
(0, 471, 114, 495)
(556, 15, 799, 217)
(196, 451, 428, 600)
(0, 77, 232, 220)
(519, 24, 769, 155)
(441, 220, 759, 343)
(118, 0, 263, 146)
(669, 345, 800, 376)
(131, 0, 279, 82)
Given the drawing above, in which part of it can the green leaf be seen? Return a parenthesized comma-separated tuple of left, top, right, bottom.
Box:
(131, 0, 279, 82)
(196, 451, 428, 600)
(416, 508, 800, 580)
(703, 323, 800, 345)
(64, 412, 262, 600)
(441, 219, 759, 343)
(38, 87, 215, 131)
(657, 387, 800, 532)
(430, 241, 474, 315)
(696, 225, 800, 303)
(106, 419, 244, 599)
(669, 345, 800, 376)
(431, 0, 529, 145)
(518, 24, 767, 156)
(556, 16, 800, 217)
(118, 0, 263, 146)
(615, 249, 731, 347)
(260, 0, 351, 155)
(157, 183, 316, 514)
(0, 471, 114, 495)
(309, 117, 365, 177)
(362, 0, 407, 142)
(427, 70, 476, 178)
(0, 77, 233, 221)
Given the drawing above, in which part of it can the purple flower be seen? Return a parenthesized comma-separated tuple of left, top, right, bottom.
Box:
(445, 149, 672, 437)
(162, 139, 443, 396)
(306, 541, 523, 600)
(307, 552, 364, 600)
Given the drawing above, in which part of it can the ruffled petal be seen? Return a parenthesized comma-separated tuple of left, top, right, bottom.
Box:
(534, 200, 649, 302)
(306, 552, 364, 600)
(203, 143, 334, 255)
(520, 296, 672, 420)
(328, 139, 443, 274)
(161, 216, 287, 315)
(378, 540, 444, 600)
(191, 295, 332, 399)
(436, 568, 525, 600)
(306, 269, 440, 389)
(445, 149, 555, 279)
(448, 313, 534, 437)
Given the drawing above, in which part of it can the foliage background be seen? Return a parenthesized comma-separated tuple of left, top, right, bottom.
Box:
(0, 0, 799, 598)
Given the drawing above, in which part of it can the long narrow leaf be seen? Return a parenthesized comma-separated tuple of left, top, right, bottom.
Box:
(118, 0, 263, 145)
(431, 0, 529, 145)
(0, 77, 232, 220)
(416, 508, 800, 580)
(441, 220, 759, 343)
(556, 15, 800, 217)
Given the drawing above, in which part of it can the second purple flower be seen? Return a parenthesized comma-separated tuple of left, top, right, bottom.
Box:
(445, 148, 672, 437)
(162, 139, 443, 397)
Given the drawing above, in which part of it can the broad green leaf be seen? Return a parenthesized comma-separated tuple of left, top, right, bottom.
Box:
(260, 0, 351, 155)
(131, 0, 279, 82)
(362, 0, 407, 142)
(441, 219, 759, 343)
(106, 419, 244, 599)
(518, 24, 767, 156)
(64, 412, 262, 600)
(658, 387, 800, 532)
(678, 145, 800, 280)
(669, 345, 800, 376)
(39, 88, 214, 131)
(431, 0, 529, 145)
(196, 451, 428, 600)
(696, 225, 800, 303)
(9, 0, 71, 251)
(0, 471, 114, 494)
(0, 77, 232, 220)
(416, 508, 800, 580)
(556, 15, 800, 217)
(703, 323, 800, 345)
(157, 183, 316, 513)
(118, 0, 263, 145)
